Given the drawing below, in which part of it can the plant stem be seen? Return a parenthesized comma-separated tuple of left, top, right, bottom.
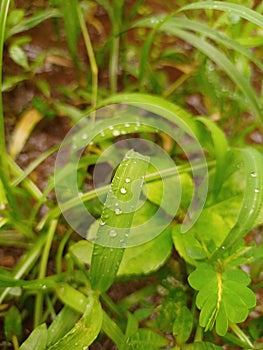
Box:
(34, 219, 57, 326)
(78, 4, 98, 122)
(230, 323, 254, 349)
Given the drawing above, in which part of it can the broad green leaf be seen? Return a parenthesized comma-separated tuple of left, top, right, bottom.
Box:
(90, 150, 149, 292)
(117, 228, 172, 276)
(49, 292, 102, 350)
(20, 323, 47, 350)
(145, 168, 193, 216)
(47, 306, 81, 347)
(121, 328, 168, 350)
(4, 306, 22, 342)
(173, 305, 193, 344)
(173, 208, 230, 265)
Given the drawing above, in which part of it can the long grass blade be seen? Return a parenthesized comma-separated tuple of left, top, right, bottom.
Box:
(211, 148, 263, 259)
(90, 149, 149, 293)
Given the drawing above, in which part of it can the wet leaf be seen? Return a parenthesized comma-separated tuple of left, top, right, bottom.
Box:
(90, 150, 149, 292)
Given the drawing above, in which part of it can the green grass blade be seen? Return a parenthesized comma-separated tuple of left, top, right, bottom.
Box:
(212, 148, 263, 259)
(0, 0, 11, 196)
(6, 8, 61, 39)
(90, 149, 149, 293)
(180, 1, 263, 29)
(196, 117, 228, 197)
(171, 18, 263, 71)
(133, 20, 263, 125)
(58, 0, 80, 65)
(49, 292, 102, 350)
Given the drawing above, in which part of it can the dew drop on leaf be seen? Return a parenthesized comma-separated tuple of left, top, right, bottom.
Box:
(125, 178, 131, 183)
(113, 129, 120, 136)
(250, 172, 257, 177)
(115, 208, 122, 215)
(254, 188, 260, 193)
(109, 229, 117, 237)
(120, 187, 127, 194)
(100, 221, 105, 226)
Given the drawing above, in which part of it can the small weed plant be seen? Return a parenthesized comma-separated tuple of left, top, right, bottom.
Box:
(0, 1, 263, 349)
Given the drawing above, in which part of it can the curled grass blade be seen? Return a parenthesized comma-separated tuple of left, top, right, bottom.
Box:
(212, 148, 263, 259)
(180, 1, 263, 29)
(90, 149, 149, 293)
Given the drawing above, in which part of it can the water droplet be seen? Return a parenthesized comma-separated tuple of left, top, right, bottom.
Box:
(100, 221, 106, 226)
(251, 172, 257, 177)
(100, 131, 105, 137)
(82, 133, 88, 139)
(109, 229, 117, 237)
(42, 284, 47, 290)
(120, 187, 127, 194)
(125, 233, 129, 238)
(78, 192, 84, 197)
(109, 125, 114, 130)
(125, 178, 131, 183)
(255, 188, 260, 193)
(113, 129, 120, 136)
(124, 122, 130, 127)
(115, 202, 119, 206)
(136, 121, 141, 127)
(221, 246, 225, 250)
(115, 208, 122, 215)
(89, 141, 94, 146)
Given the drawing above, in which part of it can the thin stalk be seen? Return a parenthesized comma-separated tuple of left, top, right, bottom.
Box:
(34, 219, 57, 326)
(230, 323, 254, 349)
(77, 4, 98, 122)
(109, 35, 119, 94)
(109, 1, 124, 94)
(0, 0, 10, 181)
